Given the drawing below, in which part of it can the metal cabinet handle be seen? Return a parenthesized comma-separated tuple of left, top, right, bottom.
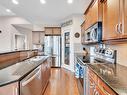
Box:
(115, 24, 119, 34)
(118, 23, 123, 34)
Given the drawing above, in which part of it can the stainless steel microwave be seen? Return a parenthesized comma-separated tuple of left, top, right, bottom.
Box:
(84, 22, 102, 44)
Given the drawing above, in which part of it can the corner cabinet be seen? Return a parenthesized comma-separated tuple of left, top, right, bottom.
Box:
(102, 0, 127, 40)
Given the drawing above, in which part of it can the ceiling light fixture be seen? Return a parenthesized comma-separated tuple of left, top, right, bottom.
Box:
(67, 0, 73, 4)
(12, 0, 19, 5)
(6, 9, 12, 13)
(40, 0, 46, 4)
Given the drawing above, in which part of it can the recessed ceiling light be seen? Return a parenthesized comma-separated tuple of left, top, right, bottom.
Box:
(12, 0, 19, 5)
(67, 0, 73, 4)
(40, 0, 46, 4)
(6, 9, 12, 13)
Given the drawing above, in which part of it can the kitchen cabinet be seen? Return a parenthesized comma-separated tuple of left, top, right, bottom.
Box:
(53, 27, 61, 35)
(102, 0, 120, 40)
(41, 57, 51, 94)
(102, 0, 127, 40)
(81, 22, 86, 44)
(45, 27, 61, 36)
(83, 0, 103, 30)
(32, 31, 44, 45)
(98, 78, 117, 95)
(122, 0, 127, 37)
(88, 67, 117, 95)
(0, 82, 19, 95)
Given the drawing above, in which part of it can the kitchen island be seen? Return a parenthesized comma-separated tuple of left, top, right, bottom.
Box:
(0, 50, 51, 95)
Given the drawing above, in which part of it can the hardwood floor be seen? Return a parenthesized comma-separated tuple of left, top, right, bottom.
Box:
(43, 68, 79, 95)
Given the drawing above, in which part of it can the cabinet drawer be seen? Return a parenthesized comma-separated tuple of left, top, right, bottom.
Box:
(98, 78, 117, 95)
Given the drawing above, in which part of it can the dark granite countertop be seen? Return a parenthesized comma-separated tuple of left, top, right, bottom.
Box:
(88, 63, 127, 95)
(0, 49, 38, 55)
(0, 55, 49, 87)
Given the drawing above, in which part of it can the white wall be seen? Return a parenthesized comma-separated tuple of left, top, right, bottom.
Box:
(13, 26, 33, 50)
(0, 16, 31, 52)
(61, 15, 84, 72)
(108, 43, 127, 67)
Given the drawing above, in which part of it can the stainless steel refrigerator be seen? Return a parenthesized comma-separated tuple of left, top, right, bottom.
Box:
(44, 36, 61, 67)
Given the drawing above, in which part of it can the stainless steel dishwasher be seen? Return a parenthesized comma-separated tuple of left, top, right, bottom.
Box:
(20, 66, 42, 95)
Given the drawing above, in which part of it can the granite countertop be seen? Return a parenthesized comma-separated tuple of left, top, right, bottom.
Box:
(76, 54, 127, 95)
(0, 55, 49, 87)
(88, 63, 127, 95)
(0, 49, 38, 55)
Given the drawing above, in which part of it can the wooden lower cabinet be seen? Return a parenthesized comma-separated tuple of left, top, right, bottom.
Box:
(98, 78, 117, 95)
(41, 57, 51, 94)
(0, 82, 19, 95)
(88, 68, 117, 95)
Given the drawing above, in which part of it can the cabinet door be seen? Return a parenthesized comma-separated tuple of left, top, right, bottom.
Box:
(103, 0, 120, 40)
(45, 28, 53, 35)
(39, 32, 45, 44)
(0, 82, 19, 95)
(32, 32, 40, 44)
(53, 28, 61, 35)
(90, 0, 98, 25)
(122, 0, 127, 37)
(81, 22, 85, 44)
(85, 9, 92, 30)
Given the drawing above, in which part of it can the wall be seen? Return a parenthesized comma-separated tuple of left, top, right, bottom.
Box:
(13, 26, 33, 50)
(0, 16, 31, 52)
(61, 15, 84, 72)
(108, 43, 127, 67)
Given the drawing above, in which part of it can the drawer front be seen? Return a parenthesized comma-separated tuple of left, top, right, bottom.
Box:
(88, 68, 98, 83)
(98, 78, 117, 95)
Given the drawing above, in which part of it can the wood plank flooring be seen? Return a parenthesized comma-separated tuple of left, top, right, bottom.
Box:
(43, 68, 79, 95)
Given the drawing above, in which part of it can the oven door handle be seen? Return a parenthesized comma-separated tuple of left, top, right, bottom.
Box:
(21, 66, 41, 87)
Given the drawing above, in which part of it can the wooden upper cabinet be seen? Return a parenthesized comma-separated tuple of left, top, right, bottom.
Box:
(103, 0, 127, 40)
(53, 27, 61, 35)
(45, 27, 61, 36)
(122, 0, 127, 38)
(45, 28, 53, 35)
(102, 0, 120, 40)
(32, 31, 44, 44)
(83, 0, 103, 30)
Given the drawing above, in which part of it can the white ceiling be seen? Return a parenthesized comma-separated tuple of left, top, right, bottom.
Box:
(0, 0, 91, 25)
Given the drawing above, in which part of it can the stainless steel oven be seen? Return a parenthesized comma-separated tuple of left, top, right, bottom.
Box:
(20, 66, 42, 95)
(84, 22, 102, 44)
